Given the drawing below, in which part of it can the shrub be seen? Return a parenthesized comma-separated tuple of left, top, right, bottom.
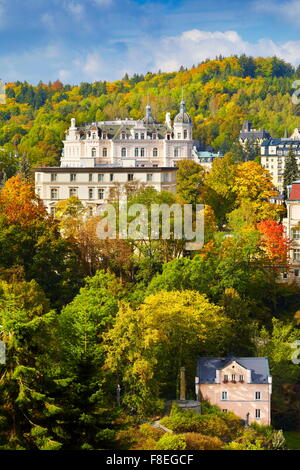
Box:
(115, 423, 164, 450)
(184, 433, 223, 450)
(155, 433, 187, 450)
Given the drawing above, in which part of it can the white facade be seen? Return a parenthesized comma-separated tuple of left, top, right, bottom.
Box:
(260, 130, 300, 191)
(35, 101, 196, 215)
(282, 181, 300, 283)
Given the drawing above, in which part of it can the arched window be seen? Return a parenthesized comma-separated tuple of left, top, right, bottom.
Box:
(121, 132, 126, 139)
(103, 148, 107, 157)
(134, 148, 139, 157)
(140, 148, 145, 157)
(184, 130, 188, 139)
(153, 148, 158, 157)
(91, 148, 96, 157)
(121, 147, 126, 157)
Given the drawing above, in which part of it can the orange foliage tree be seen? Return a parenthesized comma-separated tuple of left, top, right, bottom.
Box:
(0, 174, 47, 225)
(257, 220, 290, 266)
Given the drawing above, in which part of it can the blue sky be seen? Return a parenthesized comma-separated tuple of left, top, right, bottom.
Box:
(1, 0, 300, 84)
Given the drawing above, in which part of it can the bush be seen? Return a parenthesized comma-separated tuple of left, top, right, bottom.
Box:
(155, 433, 187, 450)
(184, 433, 223, 450)
(115, 423, 164, 450)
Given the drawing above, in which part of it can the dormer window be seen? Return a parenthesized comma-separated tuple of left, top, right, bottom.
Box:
(121, 132, 126, 139)
(166, 133, 171, 140)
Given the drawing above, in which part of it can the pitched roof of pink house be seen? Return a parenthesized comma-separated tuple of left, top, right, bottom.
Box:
(197, 357, 270, 384)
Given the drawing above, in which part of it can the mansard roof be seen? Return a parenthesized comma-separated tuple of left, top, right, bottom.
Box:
(197, 356, 270, 384)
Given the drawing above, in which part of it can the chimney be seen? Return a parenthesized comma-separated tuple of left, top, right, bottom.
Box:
(180, 367, 186, 401)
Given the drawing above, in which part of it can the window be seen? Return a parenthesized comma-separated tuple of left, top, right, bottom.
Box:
(102, 148, 107, 157)
(92, 148, 96, 157)
(167, 134, 171, 140)
(88, 188, 94, 200)
(222, 409, 228, 413)
(223, 375, 228, 382)
(140, 148, 145, 157)
(50, 207, 56, 217)
(163, 173, 169, 182)
(141, 133, 145, 140)
(221, 391, 228, 401)
(98, 188, 104, 200)
(135, 148, 139, 157)
(51, 188, 58, 199)
(255, 392, 261, 400)
(152, 133, 157, 140)
(283, 272, 288, 279)
(51, 173, 57, 182)
(121, 132, 126, 139)
(89, 173, 93, 182)
(294, 249, 300, 261)
(255, 409, 261, 419)
(135, 133, 139, 140)
(239, 375, 244, 382)
(153, 148, 158, 157)
(174, 148, 180, 158)
(147, 174, 153, 182)
(184, 130, 188, 139)
(70, 173, 76, 182)
(177, 133, 181, 139)
(121, 147, 127, 157)
(232, 374, 236, 381)
(110, 173, 114, 182)
(98, 173, 104, 182)
(69, 188, 77, 197)
(295, 269, 300, 277)
(128, 174, 134, 182)
(293, 230, 300, 240)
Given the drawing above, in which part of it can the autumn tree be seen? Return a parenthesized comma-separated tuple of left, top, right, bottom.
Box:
(176, 159, 206, 206)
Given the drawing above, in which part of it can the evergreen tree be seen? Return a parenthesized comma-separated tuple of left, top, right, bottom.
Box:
(283, 146, 299, 198)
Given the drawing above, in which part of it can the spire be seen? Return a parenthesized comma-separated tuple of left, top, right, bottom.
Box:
(180, 87, 186, 113)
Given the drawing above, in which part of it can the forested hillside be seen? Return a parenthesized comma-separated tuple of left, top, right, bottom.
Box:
(1, 54, 300, 176)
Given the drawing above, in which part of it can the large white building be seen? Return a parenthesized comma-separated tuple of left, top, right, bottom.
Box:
(260, 128, 300, 191)
(34, 100, 196, 215)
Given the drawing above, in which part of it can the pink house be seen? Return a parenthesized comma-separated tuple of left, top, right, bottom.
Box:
(195, 357, 272, 425)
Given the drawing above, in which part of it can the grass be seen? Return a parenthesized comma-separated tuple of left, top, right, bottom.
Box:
(284, 431, 300, 450)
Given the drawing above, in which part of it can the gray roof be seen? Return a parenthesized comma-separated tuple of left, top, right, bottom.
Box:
(240, 130, 270, 140)
(197, 357, 270, 384)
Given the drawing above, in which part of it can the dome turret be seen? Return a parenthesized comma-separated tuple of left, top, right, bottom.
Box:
(174, 99, 192, 124)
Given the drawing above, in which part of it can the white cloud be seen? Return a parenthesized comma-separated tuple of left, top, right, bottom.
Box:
(254, 0, 300, 27)
(64, 1, 84, 19)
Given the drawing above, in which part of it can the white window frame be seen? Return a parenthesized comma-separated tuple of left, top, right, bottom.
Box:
(221, 391, 228, 401)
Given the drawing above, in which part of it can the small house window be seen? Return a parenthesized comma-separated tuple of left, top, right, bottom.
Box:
(134, 148, 139, 157)
(51, 173, 57, 182)
(184, 130, 188, 139)
(153, 148, 158, 157)
(69, 188, 77, 197)
(141, 133, 145, 140)
(255, 409, 261, 419)
(98, 174, 104, 182)
(102, 148, 108, 157)
(174, 148, 180, 157)
(255, 392, 261, 400)
(128, 174, 134, 182)
(135, 133, 139, 140)
(92, 148, 96, 157)
(89, 173, 93, 182)
(70, 173, 76, 182)
(98, 188, 104, 200)
(221, 391, 228, 401)
(239, 375, 244, 382)
(121, 147, 127, 157)
(110, 173, 114, 182)
(51, 188, 58, 199)
(140, 148, 145, 157)
(88, 188, 94, 200)
(147, 174, 153, 182)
